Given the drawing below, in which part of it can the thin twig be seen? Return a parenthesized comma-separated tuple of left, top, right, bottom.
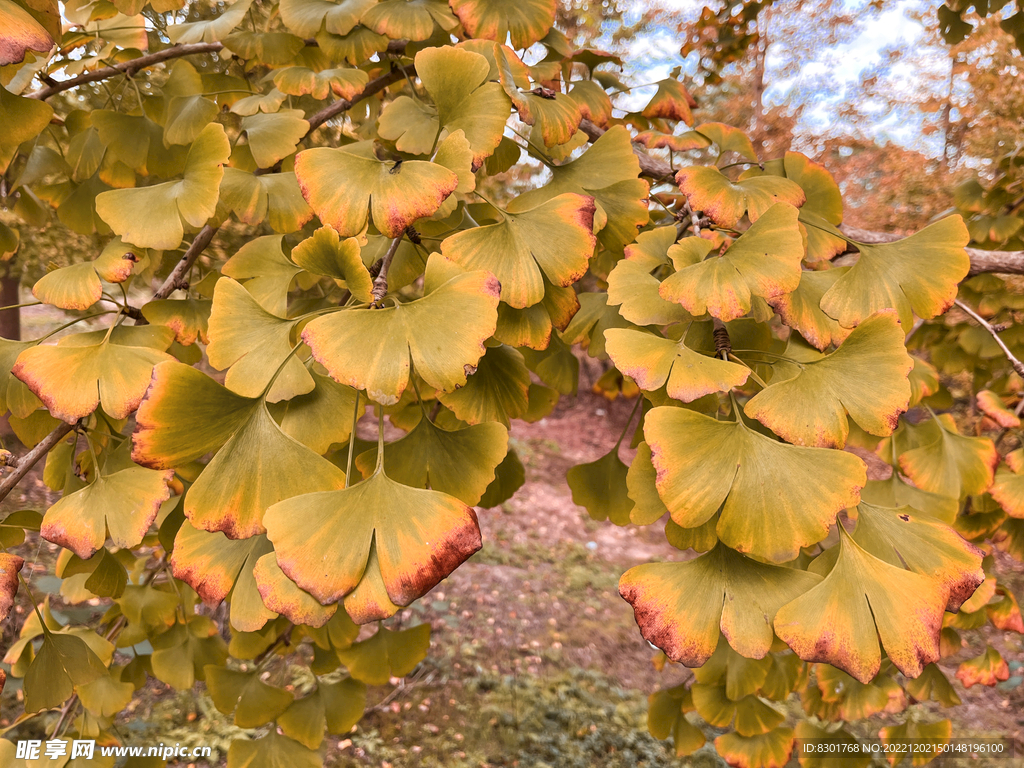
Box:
(954, 299, 1024, 379)
(371, 237, 403, 305)
(0, 423, 75, 504)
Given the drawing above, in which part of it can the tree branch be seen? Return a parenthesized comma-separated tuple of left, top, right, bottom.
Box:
(953, 299, 1024, 379)
(28, 42, 225, 100)
(0, 422, 75, 503)
(371, 236, 403, 305)
(578, 119, 1024, 277)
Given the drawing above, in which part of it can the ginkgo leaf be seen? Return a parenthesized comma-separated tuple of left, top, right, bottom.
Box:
(207, 277, 314, 402)
(361, 0, 459, 41)
(676, 166, 805, 228)
(270, 371, 360, 454)
(897, 414, 997, 499)
(774, 528, 945, 683)
(440, 193, 595, 308)
(567, 448, 632, 526)
(992, 449, 1024, 519)
(0, 84, 53, 172)
(277, 677, 366, 749)
(379, 46, 510, 166)
(279, 0, 375, 37)
(0, 553, 24, 623)
(206, 665, 294, 728)
(335, 623, 431, 685)
(222, 235, 304, 317)
(766, 268, 848, 351)
(302, 263, 499, 405)
(955, 644, 1009, 688)
(171, 523, 277, 632)
(220, 169, 314, 233)
(240, 109, 309, 169)
(273, 66, 369, 101)
(641, 78, 695, 124)
(31, 262, 102, 310)
(41, 464, 172, 560)
(186, 402, 347, 538)
(606, 257, 692, 327)
(606, 329, 749, 403)
(977, 390, 1020, 428)
(816, 215, 971, 329)
(96, 123, 230, 249)
(266, 461, 480, 617)
(860, 473, 959, 525)
(626, 442, 668, 525)
(290, 227, 373, 303)
(253, 552, 337, 628)
(450, 0, 555, 48)
(141, 297, 212, 345)
(24, 631, 108, 713)
(658, 204, 804, 322)
(714, 728, 794, 768)
(645, 407, 865, 562)
(620, 543, 821, 667)
(438, 343, 531, 426)
(509, 125, 649, 253)
(744, 311, 913, 448)
(295, 142, 459, 237)
(227, 730, 322, 768)
(851, 501, 984, 613)
(497, 48, 582, 148)
(13, 334, 174, 423)
(167, 0, 253, 42)
(0, 1, 54, 67)
(355, 414, 508, 505)
(568, 79, 613, 127)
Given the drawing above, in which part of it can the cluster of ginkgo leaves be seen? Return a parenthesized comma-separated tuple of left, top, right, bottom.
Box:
(0, 0, 1022, 766)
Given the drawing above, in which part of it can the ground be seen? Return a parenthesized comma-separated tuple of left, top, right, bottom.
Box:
(0, 308, 1022, 767)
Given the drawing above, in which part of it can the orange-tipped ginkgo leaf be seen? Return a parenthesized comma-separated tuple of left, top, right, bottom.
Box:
(977, 390, 1020, 428)
(294, 142, 458, 237)
(992, 449, 1024, 518)
(774, 528, 945, 684)
(440, 193, 595, 308)
(264, 463, 481, 615)
(714, 728, 794, 768)
(450, 0, 556, 48)
(41, 464, 172, 560)
(95, 123, 230, 249)
(743, 311, 913, 448)
(955, 645, 1009, 688)
(851, 501, 984, 613)
(13, 331, 174, 423)
(816, 215, 971, 330)
(497, 48, 582, 148)
(0, 0, 54, 65)
(302, 261, 499, 404)
(170, 523, 277, 632)
(676, 165, 805, 228)
(605, 329, 749, 403)
(253, 552, 337, 629)
(619, 543, 821, 667)
(0, 553, 24, 622)
(641, 78, 695, 124)
(644, 407, 865, 563)
(658, 203, 804, 323)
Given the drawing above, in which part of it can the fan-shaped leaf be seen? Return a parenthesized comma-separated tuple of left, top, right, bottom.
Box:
(279, 0, 375, 37)
(676, 166, 805, 228)
(641, 78, 695, 124)
(206, 665, 294, 727)
(450, 0, 555, 48)
(568, 448, 632, 525)
(291, 227, 373, 302)
(240, 109, 309, 169)
(620, 543, 821, 667)
(335, 624, 431, 684)
(897, 414, 997, 499)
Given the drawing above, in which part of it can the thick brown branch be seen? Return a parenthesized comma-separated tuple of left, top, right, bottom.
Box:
(954, 299, 1024, 379)
(0, 422, 75, 503)
(579, 119, 1024, 277)
(28, 42, 225, 100)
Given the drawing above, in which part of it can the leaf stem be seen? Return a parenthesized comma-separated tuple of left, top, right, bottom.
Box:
(0, 301, 41, 312)
(258, 339, 306, 399)
(613, 395, 643, 451)
(345, 392, 363, 488)
(371, 237, 403, 306)
(728, 353, 768, 389)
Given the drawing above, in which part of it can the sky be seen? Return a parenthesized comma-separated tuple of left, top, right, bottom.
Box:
(608, 0, 947, 153)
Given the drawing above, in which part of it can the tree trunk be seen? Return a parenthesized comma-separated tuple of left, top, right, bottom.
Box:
(0, 270, 20, 341)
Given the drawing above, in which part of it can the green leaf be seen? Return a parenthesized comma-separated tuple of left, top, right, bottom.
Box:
(302, 260, 499, 405)
(335, 624, 431, 685)
(478, 447, 525, 508)
(438, 343, 530, 427)
(279, 0, 375, 37)
(265, 464, 481, 619)
(0, 84, 53, 171)
(676, 165, 805, 228)
(774, 528, 945, 683)
(620, 543, 821, 667)
(441, 193, 595, 308)
(24, 631, 108, 712)
(606, 329, 749, 403)
(167, 0, 253, 43)
(645, 407, 865, 562)
(227, 730, 323, 768)
(277, 677, 367, 748)
(41, 464, 172, 560)
(606, 256, 692, 327)
(220, 169, 314, 233)
(449, 0, 555, 48)
(221, 234, 304, 317)
(355, 413, 507, 505)
(141, 297, 212, 345)
(817, 216, 971, 329)
(897, 414, 997, 499)
(270, 371, 361, 454)
(95, 123, 230, 249)
(567, 448, 632, 525)
(744, 311, 913, 448)
(361, 0, 459, 41)
(206, 666, 294, 727)
(295, 143, 458, 238)
(240, 109, 309, 168)
(659, 203, 804, 322)
(497, 48, 582, 148)
(150, 618, 229, 690)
